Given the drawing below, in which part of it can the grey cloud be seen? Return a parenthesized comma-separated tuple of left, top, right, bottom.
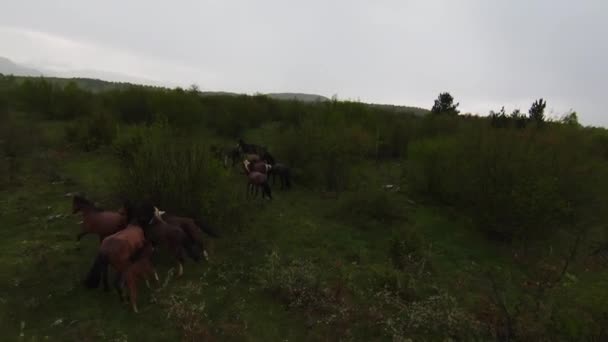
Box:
(0, 0, 606, 125)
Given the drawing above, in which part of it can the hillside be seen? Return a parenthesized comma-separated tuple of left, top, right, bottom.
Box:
(0, 56, 43, 77)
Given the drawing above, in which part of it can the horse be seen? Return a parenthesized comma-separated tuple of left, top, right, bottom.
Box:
(250, 160, 272, 174)
(269, 163, 292, 190)
(118, 241, 158, 313)
(84, 201, 156, 294)
(237, 138, 267, 155)
(155, 210, 221, 260)
(145, 207, 202, 277)
(260, 151, 276, 165)
(72, 195, 128, 242)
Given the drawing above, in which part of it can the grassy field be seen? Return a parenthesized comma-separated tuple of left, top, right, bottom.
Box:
(2, 103, 608, 341)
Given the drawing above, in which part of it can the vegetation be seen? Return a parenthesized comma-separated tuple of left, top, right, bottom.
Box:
(1, 75, 608, 341)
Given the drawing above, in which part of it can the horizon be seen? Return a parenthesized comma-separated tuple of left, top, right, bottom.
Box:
(1, 1, 606, 126)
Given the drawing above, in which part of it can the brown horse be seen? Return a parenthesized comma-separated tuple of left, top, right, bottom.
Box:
(242, 160, 272, 199)
(84, 201, 156, 292)
(156, 211, 220, 260)
(72, 195, 127, 242)
(145, 207, 202, 277)
(119, 242, 158, 313)
(247, 171, 272, 199)
(250, 161, 272, 174)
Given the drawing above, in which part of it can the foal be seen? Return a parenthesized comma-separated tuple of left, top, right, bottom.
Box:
(72, 195, 127, 242)
(119, 242, 158, 313)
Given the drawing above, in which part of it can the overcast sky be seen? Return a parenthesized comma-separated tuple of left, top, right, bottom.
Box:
(1, 0, 606, 125)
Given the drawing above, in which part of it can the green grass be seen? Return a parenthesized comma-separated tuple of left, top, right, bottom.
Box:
(1, 121, 608, 341)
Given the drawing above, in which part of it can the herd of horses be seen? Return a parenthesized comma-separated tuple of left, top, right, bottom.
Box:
(210, 138, 292, 199)
(74, 139, 290, 313)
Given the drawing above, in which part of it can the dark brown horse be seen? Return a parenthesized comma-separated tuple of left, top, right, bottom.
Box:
(145, 207, 202, 277)
(72, 195, 127, 242)
(237, 138, 267, 155)
(157, 211, 220, 260)
(250, 161, 272, 174)
(119, 241, 158, 313)
(268, 163, 292, 190)
(246, 170, 272, 199)
(84, 201, 155, 293)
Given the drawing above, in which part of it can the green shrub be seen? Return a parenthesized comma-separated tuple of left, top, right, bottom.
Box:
(115, 126, 247, 232)
(65, 112, 116, 151)
(408, 127, 608, 241)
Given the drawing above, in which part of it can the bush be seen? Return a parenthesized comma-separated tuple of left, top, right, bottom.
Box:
(0, 113, 40, 187)
(407, 127, 608, 241)
(115, 125, 247, 232)
(65, 112, 116, 151)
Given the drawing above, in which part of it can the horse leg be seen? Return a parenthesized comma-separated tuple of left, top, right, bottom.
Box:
(114, 272, 126, 303)
(102, 264, 110, 292)
(76, 231, 88, 241)
(127, 276, 138, 313)
(170, 244, 185, 278)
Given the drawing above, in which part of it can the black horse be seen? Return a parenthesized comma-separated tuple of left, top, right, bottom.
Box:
(269, 163, 291, 190)
(237, 138, 267, 156)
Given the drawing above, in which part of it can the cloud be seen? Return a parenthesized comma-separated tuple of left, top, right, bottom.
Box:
(0, 26, 217, 88)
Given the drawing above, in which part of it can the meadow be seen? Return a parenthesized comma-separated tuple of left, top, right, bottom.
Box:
(1, 75, 607, 341)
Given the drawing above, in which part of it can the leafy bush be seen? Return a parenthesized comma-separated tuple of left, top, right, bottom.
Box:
(408, 127, 608, 241)
(65, 112, 116, 151)
(115, 125, 247, 232)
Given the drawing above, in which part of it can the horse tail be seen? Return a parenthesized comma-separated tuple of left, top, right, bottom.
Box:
(84, 252, 108, 289)
(194, 218, 220, 238)
(285, 169, 292, 189)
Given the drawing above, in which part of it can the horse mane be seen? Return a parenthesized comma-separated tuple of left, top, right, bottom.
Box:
(73, 195, 103, 212)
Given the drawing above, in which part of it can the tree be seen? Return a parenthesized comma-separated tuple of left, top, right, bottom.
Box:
(490, 106, 509, 128)
(431, 92, 460, 115)
(510, 109, 527, 129)
(561, 110, 580, 127)
(528, 98, 546, 125)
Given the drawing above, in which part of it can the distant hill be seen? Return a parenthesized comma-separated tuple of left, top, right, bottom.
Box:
(266, 93, 330, 102)
(0, 56, 43, 77)
(1, 56, 429, 115)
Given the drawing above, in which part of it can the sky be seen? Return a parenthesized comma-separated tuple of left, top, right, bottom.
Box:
(1, 0, 607, 126)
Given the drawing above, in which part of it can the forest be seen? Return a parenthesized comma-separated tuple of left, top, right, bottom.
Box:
(1, 74, 607, 341)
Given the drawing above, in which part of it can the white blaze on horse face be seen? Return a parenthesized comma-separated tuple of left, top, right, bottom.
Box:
(203, 250, 209, 261)
(154, 271, 160, 282)
(153, 207, 167, 223)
